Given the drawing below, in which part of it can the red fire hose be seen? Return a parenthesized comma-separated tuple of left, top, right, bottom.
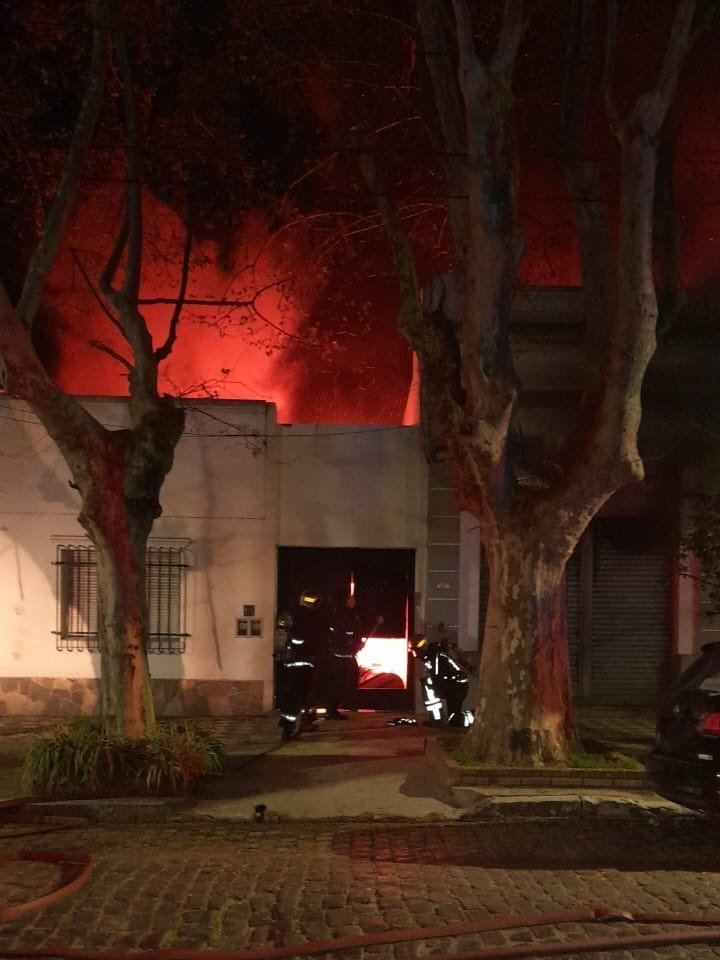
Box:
(3, 796, 720, 959)
(0, 797, 91, 926)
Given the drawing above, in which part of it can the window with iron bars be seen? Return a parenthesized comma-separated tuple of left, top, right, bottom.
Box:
(54, 544, 190, 654)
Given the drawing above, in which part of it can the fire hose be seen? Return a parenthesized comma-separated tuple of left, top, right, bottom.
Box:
(4, 796, 720, 959)
(0, 797, 91, 926)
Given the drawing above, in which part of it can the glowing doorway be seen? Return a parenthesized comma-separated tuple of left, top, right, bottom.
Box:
(276, 547, 415, 710)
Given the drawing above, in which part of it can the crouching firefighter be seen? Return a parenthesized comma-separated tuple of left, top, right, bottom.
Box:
(276, 591, 322, 741)
(411, 635, 474, 728)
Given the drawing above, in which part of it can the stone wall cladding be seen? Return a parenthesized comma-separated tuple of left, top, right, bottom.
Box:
(152, 679, 264, 716)
(0, 677, 264, 717)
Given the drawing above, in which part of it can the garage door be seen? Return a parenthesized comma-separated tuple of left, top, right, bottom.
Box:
(589, 519, 670, 705)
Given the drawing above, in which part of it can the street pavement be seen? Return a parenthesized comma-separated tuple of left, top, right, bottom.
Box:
(2, 817, 720, 958)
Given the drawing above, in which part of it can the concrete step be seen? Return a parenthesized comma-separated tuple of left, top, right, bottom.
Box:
(453, 785, 696, 820)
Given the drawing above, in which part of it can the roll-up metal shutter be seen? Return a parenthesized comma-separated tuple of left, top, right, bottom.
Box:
(566, 550, 581, 690)
(589, 518, 670, 705)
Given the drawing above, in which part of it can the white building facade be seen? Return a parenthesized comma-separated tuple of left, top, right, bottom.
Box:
(0, 384, 710, 718)
(0, 399, 428, 717)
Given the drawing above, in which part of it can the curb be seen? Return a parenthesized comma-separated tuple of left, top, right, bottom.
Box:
(25, 796, 189, 824)
(425, 738, 692, 821)
(454, 790, 696, 821)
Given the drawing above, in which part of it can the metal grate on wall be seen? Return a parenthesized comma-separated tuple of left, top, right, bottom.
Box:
(53, 544, 189, 654)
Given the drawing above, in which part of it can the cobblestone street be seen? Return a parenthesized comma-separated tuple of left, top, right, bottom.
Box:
(2, 817, 720, 959)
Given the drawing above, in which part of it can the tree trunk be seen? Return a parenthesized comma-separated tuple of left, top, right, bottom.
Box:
(92, 519, 154, 739)
(74, 404, 185, 740)
(470, 532, 576, 765)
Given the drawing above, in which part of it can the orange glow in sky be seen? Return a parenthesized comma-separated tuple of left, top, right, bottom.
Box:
(43, 189, 330, 423)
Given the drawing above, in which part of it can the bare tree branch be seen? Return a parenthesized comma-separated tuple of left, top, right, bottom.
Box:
(357, 150, 423, 347)
(648, 0, 697, 128)
(560, 0, 615, 394)
(452, 0, 490, 179)
(451, 0, 522, 403)
(102, 0, 156, 406)
(69, 247, 126, 335)
(654, 104, 686, 338)
(0, 281, 106, 446)
(15, 0, 107, 330)
(109, 5, 142, 304)
(155, 218, 192, 363)
(90, 338, 133, 370)
(689, 4, 717, 47)
(99, 210, 128, 299)
(602, 0, 621, 133)
(490, 0, 527, 74)
(544, 0, 701, 538)
(451, 0, 496, 420)
(359, 146, 478, 491)
(416, 0, 468, 253)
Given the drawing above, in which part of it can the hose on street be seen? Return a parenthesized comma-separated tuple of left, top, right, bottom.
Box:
(3, 795, 720, 959)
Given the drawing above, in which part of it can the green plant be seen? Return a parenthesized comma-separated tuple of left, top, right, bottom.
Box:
(679, 492, 720, 615)
(22, 718, 223, 795)
(450, 742, 478, 766)
(567, 750, 640, 771)
(142, 722, 223, 792)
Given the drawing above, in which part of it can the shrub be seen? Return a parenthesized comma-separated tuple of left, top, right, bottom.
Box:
(22, 718, 223, 795)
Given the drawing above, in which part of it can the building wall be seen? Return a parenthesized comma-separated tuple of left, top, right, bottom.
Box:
(276, 423, 428, 626)
(277, 425, 426, 549)
(0, 400, 427, 716)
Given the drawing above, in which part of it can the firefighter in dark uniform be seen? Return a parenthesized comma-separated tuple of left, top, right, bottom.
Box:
(411, 634, 474, 727)
(276, 590, 322, 740)
(326, 591, 364, 719)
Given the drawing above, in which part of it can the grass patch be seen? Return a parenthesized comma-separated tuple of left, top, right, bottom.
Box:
(449, 740, 641, 770)
(450, 742, 478, 766)
(22, 717, 223, 795)
(567, 750, 641, 770)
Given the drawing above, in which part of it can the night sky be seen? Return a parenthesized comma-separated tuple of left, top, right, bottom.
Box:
(4, 1, 719, 423)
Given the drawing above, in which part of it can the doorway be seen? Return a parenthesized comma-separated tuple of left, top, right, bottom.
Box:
(276, 547, 416, 710)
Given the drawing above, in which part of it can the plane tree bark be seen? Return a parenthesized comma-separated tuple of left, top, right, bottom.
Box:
(364, 0, 707, 763)
(0, 0, 187, 738)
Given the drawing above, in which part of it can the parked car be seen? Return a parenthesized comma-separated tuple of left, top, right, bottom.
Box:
(647, 641, 720, 813)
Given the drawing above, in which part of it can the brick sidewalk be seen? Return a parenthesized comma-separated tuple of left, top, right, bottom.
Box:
(2, 818, 720, 958)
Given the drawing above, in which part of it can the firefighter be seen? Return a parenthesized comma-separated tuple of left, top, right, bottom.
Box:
(276, 590, 322, 740)
(411, 634, 474, 728)
(325, 591, 364, 719)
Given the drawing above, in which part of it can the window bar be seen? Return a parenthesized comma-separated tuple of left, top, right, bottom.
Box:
(82, 547, 89, 645)
(165, 548, 172, 651)
(181, 547, 188, 654)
